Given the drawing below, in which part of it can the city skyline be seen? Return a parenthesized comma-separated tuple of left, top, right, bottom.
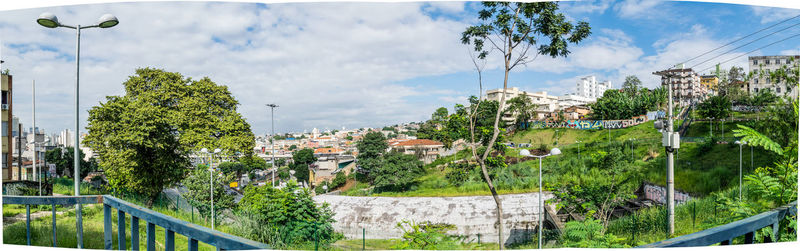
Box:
(1, 0, 799, 135)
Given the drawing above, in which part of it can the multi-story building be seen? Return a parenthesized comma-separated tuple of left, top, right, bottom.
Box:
(2, 72, 13, 180)
(700, 75, 719, 96)
(58, 129, 75, 147)
(557, 94, 596, 109)
(387, 139, 444, 164)
(484, 87, 560, 122)
(653, 68, 706, 107)
(748, 55, 799, 97)
(576, 76, 612, 99)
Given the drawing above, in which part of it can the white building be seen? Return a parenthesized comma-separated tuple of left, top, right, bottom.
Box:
(557, 94, 596, 109)
(748, 55, 799, 97)
(58, 129, 74, 148)
(576, 76, 612, 99)
(484, 87, 560, 122)
(653, 68, 706, 107)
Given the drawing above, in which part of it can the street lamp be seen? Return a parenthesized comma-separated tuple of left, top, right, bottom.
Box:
(519, 147, 561, 249)
(38, 12, 118, 248)
(323, 185, 328, 194)
(735, 140, 746, 201)
(200, 147, 222, 230)
(576, 140, 582, 168)
(266, 104, 279, 187)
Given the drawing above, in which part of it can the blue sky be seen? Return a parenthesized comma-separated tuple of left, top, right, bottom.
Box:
(1, 0, 799, 135)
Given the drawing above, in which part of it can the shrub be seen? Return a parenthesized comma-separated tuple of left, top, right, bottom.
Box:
(445, 163, 472, 186)
(393, 220, 462, 249)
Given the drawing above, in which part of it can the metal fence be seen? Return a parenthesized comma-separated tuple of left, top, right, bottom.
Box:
(637, 201, 797, 247)
(2, 195, 269, 250)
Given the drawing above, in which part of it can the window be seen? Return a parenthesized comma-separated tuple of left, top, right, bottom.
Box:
(777, 88, 781, 93)
(766, 59, 771, 65)
(1, 121, 6, 137)
(754, 88, 759, 92)
(753, 60, 758, 65)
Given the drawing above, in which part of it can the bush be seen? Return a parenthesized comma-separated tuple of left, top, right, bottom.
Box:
(445, 163, 472, 186)
(330, 171, 346, 189)
(392, 220, 462, 250)
(560, 218, 628, 248)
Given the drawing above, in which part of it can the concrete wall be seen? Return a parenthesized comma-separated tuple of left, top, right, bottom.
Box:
(313, 192, 553, 245)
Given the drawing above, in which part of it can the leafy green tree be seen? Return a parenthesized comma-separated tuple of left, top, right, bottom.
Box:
(274, 158, 287, 168)
(697, 95, 732, 120)
(288, 145, 297, 151)
(356, 131, 387, 182)
(589, 87, 666, 120)
(392, 221, 459, 250)
(431, 107, 449, 128)
(84, 68, 255, 204)
(292, 148, 317, 165)
(504, 94, 538, 129)
(372, 152, 424, 192)
(45, 147, 96, 179)
(621, 75, 642, 95)
(182, 165, 235, 218)
(236, 181, 337, 247)
(461, 2, 590, 247)
(291, 163, 310, 185)
(330, 171, 347, 189)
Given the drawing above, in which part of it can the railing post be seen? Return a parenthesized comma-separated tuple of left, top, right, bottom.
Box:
(77, 204, 84, 248)
(104, 204, 112, 249)
(720, 239, 731, 245)
(52, 203, 57, 247)
(771, 222, 780, 242)
(166, 229, 175, 251)
(189, 238, 199, 251)
(118, 209, 126, 250)
(744, 231, 754, 244)
(146, 223, 155, 251)
(26, 204, 31, 246)
(131, 216, 139, 250)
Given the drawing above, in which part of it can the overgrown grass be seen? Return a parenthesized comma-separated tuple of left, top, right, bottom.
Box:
(51, 177, 104, 195)
(333, 238, 499, 250)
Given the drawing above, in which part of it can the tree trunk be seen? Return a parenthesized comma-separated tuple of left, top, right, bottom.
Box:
(479, 161, 504, 249)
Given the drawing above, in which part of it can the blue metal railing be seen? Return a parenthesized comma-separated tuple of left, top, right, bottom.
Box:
(2, 195, 269, 250)
(638, 201, 797, 247)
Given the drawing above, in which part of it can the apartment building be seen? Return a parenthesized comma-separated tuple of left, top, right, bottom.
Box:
(653, 68, 706, 107)
(748, 55, 799, 97)
(2, 73, 12, 180)
(484, 87, 560, 122)
(700, 75, 718, 96)
(576, 76, 612, 99)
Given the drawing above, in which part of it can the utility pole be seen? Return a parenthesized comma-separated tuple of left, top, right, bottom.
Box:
(654, 64, 681, 236)
(18, 123, 22, 180)
(266, 104, 279, 187)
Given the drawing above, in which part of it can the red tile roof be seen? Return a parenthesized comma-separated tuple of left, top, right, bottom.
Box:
(391, 139, 444, 147)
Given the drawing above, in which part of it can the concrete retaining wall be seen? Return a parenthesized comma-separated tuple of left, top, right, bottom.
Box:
(313, 192, 553, 245)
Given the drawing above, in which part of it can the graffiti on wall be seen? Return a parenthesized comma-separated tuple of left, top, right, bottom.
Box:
(525, 114, 649, 130)
(642, 183, 692, 205)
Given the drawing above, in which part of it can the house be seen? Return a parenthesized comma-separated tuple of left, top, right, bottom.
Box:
(387, 139, 445, 164)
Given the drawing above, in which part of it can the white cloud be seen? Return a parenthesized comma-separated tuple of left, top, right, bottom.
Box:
(424, 1, 465, 14)
(751, 6, 800, 24)
(614, 0, 662, 18)
(563, 0, 614, 14)
(0, 1, 476, 134)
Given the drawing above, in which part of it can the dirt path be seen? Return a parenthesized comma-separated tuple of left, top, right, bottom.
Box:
(3, 209, 67, 226)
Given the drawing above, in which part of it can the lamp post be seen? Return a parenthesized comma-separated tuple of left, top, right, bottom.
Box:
(266, 104, 279, 187)
(201, 148, 222, 230)
(576, 140, 582, 168)
(38, 12, 118, 249)
(519, 148, 561, 249)
(735, 140, 745, 201)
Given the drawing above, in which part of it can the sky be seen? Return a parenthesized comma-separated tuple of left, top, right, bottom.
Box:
(1, 0, 799, 136)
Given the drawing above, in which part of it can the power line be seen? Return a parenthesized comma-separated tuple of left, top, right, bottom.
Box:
(697, 33, 800, 74)
(689, 21, 800, 70)
(680, 13, 800, 66)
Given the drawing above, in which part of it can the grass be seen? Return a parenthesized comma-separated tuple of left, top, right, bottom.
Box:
(333, 238, 500, 250)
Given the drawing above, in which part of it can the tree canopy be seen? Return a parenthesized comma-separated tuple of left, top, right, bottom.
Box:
(84, 68, 255, 203)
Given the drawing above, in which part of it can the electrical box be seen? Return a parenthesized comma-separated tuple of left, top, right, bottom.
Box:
(671, 133, 680, 149)
(661, 132, 681, 148)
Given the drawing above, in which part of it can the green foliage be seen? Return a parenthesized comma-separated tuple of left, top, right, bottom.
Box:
(732, 124, 783, 155)
(560, 218, 628, 248)
(44, 147, 97, 179)
(589, 87, 666, 120)
(182, 166, 235, 218)
(84, 68, 255, 203)
(330, 171, 347, 189)
(237, 181, 338, 247)
(445, 162, 474, 186)
(372, 152, 424, 192)
(622, 75, 642, 95)
(697, 95, 732, 119)
(393, 220, 460, 250)
(505, 94, 538, 129)
(356, 131, 388, 181)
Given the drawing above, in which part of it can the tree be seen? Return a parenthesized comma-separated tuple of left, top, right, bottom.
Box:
(560, 218, 627, 248)
(183, 165, 235, 218)
(356, 131, 387, 182)
(431, 107, 449, 128)
(504, 94, 538, 129)
(372, 151, 424, 192)
(237, 181, 337, 247)
(697, 95, 732, 120)
(84, 68, 255, 204)
(218, 161, 250, 186)
(289, 148, 316, 185)
(461, 2, 590, 248)
(621, 75, 642, 95)
(45, 147, 96, 179)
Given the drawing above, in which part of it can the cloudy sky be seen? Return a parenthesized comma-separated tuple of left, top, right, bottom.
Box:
(1, 0, 799, 136)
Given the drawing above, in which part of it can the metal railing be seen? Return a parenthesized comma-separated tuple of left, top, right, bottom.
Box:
(2, 195, 269, 250)
(637, 201, 797, 248)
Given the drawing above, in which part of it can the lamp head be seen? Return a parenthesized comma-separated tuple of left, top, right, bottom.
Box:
(200, 148, 208, 153)
(735, 140, 740, 145)
(214, 148, 222, 153)
(322, 185, 328, 190)
(97, 14, 119, 28)
(550, 148, 561, 156)
(519, 149, 532, 157)
(37, 12, 60, 28)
